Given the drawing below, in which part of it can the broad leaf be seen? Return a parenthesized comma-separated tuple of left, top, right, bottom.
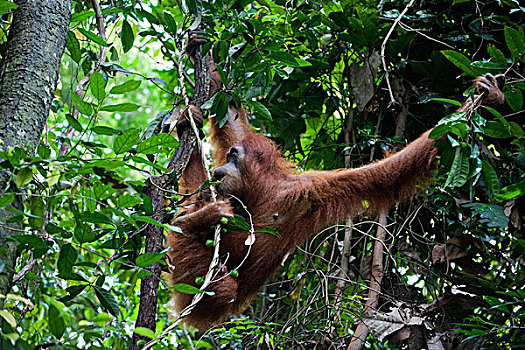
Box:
(93, 286, 120, 317)
(441, 50, 478, 77)
(110, 80, 141, 94)
(78, 28, 109, 47)
(57, 244, 77, 277)
(90, 71, 106, 100)
(113, 128, 141, 154)
(100, 103, 140, 112)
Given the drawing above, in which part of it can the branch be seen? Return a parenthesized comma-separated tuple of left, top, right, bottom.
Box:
(380, 0, 415, 108)
(59, 0, 107, 157)
(130, 27, 210, 350)
(347, 212, 388, 350)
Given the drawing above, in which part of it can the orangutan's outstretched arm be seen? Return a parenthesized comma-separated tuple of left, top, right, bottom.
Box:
(307, 73, 505, 226)
(303, 129, 439, 225)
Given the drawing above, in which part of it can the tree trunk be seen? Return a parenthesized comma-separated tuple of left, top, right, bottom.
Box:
(0, 0, 72, 309)
(129, 33, 210, 349)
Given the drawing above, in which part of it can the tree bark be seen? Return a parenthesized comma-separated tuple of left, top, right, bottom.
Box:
(129, 34, 210, 349)
(0, 0, 72, 309)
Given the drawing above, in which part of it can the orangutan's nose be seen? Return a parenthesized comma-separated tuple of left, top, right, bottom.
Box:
(213, 167, 226, 181)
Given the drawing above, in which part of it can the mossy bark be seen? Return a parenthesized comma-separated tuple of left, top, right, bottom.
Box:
(0, 0, 71, 309)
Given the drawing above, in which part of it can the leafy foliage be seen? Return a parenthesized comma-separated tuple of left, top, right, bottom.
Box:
(0, 0, 523, 349)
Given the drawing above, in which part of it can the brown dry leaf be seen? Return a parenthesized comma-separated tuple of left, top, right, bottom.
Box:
(432, 237, 469, 264)
(350, 50, 380, 111)
(363, 307, 431, 342)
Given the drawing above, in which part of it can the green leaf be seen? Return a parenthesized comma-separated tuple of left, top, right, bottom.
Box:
(186, 0, 203, 16)
(0, 1, 18, 15)
(71, 10, 95, 22)
(15, 168, 33, 188)
(201, 91, 220, 110)
(59, 285, 88, 303)
(28, 197, 44, 229)
(164, 12, 177, 36)
(12, 235, 50, 257)
(267, 52, 300, 67)
(134, 327, 158, 340)
(230, 214, 251, 231)
(445, 147, 470, 188)
(509, 122, 524, 137)
(428, 124, 450, 139)
(134, 215, 164, 227)
(482, 160, 499, 199)
(93, 286, 120, 317)
(38, 144, 51, 159)
(135, 252, 166, 268)
(100, 103, 140, 112)
(497, 179, 525, 201)
(484, 121, 512, 139)
(487, 44, 508, 66)
(90, 71, 106, 100)
(136, 133, 179, 154)
(0, 310, 16, 328)
(430, 98, 462, 107)
(78, 28, 110, 47)
(66, 31, 82, 63)
(109, 80, 141, 94)
(470, 61, 506, 73)
(92, 126, 120, 135)
(213, 91, 229, 128)
(142, 194, 153, 215)
(71, 93, 93, 115)
(252, 101, 272, 121)
(441, 50, 478, 77)
(48, 304, 66, 339)
(0, 193, 15, 207)
(74, 225, 95, 244)
(504, 88, 523, 112)
(57, 244, 77, 277)
(255, 227, 281, 237)
(65, 113, 83, 132)
(484, 107, 511, 128)
(504, 26, 525, 61)
(478, 204, 509, 230)
(83, 212, 113, 225)
(117, 193, 142, 208)
(171, 283, 206, 295)
(121, 20, 134, 53)
(113, 128, 141, 154)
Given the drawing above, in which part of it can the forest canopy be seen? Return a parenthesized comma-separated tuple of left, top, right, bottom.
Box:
(0, 0, 523, 349)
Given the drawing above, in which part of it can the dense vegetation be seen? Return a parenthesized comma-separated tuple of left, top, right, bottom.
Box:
(0, 0, 523, 349)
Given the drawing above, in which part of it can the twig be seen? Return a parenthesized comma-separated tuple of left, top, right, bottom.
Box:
(347, 212, 388, 350)
(13, 258, 37, 284)
(396, 21, 455, 49)
(323, 217, 353, 347)
(135, 25, 212, 350)
(59, 0, 107, 157)
(380, 0, 415, 107)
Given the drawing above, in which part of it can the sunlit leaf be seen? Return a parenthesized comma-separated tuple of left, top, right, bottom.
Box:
(78, 28, 110, 47)
(109, 80, 141, 94)
(441, 50, 478, 77)
(90, 71, 106, 100)
(113, 128, 141, 154)
(100, 103, 140, 112)
(93, 286, 120, 317)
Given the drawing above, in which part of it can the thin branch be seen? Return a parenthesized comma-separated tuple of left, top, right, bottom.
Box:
(380, 0, 415, 107)
(347, 212, 388, 350)
(59, 0, 107, 157)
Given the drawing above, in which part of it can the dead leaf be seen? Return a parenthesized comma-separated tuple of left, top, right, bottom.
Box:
(350, 50, 380, 111)
(363, 307, 431, 342)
